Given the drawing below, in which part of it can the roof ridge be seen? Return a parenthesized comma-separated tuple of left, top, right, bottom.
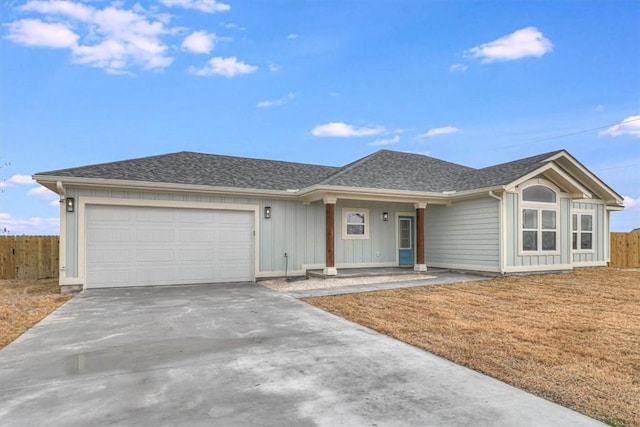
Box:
(318, 149, 386, 184)
(475, 149, 565, 171)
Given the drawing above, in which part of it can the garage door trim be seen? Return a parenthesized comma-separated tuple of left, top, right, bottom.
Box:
(76, 197, 260, 288)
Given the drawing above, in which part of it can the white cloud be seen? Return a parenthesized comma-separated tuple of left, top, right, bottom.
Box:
(0, 213, 59, 235)
(159, 0, 230, 13)
(368, 135, 400, 147)
(2, 174, 36, 187)
(594, 105, 605, 113)
(20, 0, 93, 21)
(312, 122, 385, 138)
(6, 19, 79, 48)
(182, 30, 216, 54)
(599, 115, 640, 138)
(28, 186, 57, 199)
(287, 33, 299, 40)
(189, 56, 258, 77)
(256, 92, 295, 108)
(623, 196, 640, 209)
(222, 22, 244, 31)
(466, 27, 553, 63)
(7, 2, 175, 73)
(268, 62, 281, 72)
(417, 126, 460, 138)
(449, 63, 468, 72)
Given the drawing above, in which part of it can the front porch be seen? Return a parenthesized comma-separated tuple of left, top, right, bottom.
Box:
(306, 266, 449, 279)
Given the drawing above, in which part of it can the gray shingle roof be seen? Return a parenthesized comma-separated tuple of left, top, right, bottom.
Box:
(320, 150, 475, 192)
(36, 151, 340, 191)
(453, 150, 564, 191)
(35, 149, 565, 193)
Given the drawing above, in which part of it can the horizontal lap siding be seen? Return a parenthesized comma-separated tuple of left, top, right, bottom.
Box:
(426, 198, 499, 268)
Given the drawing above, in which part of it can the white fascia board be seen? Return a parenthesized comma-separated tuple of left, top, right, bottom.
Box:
(33, 176, 300, 200)
(544, 151, 624, 204)
(298, 185, 446, 204)
(298, 185, 507, 204)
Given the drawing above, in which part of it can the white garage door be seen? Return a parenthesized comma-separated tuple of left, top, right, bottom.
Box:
(86, 205, 254, 288)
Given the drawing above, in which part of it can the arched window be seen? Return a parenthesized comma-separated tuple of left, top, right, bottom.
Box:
(521, 184, 558, 253)
(523, 185, 556, 203)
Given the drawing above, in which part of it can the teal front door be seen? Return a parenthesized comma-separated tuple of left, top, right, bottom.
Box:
(398, 216, 414, 266)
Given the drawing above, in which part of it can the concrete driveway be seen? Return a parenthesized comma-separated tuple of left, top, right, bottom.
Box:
(0, 282, 604, 426)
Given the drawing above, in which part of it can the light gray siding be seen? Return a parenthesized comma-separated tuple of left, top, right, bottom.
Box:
(425, 197, 500, 270)
(62, 187, 327, 278)
(571, 201, 606, 264)
(334, 200, 413, 265)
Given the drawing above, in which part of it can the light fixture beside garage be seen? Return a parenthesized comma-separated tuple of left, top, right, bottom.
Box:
(382, 212, 389, 221)
(66, 197, 75, 213)
(264, 206, 271, 219)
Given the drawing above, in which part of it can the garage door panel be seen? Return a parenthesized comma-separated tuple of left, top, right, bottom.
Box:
(89, 228, 131, 243)
(135, 248, 175, 263)
(90, 270, 130, 285)
(180, 249, 215, 262)
(87, 248, 132, 264)
(86, 205, 254, 288)
(180, 229, 216, 242)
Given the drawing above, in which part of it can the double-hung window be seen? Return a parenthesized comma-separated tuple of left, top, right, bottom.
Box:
(572, 212, 593, 251)
(343, 208, 370, 239)
(521, 185, 558, 253)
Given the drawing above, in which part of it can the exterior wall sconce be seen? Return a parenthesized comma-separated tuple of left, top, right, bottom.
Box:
(264, 206, 271, 219)
(382, 212, 389, 221)
(66, 197, 75, 213)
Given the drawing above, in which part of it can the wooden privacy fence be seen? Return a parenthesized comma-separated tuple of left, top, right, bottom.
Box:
(0, 236, 59, 280)
(610, 232, 640, 268)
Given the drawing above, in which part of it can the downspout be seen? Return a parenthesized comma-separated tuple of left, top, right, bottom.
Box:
(488, 191, 506, 275)
(56, 181, 67, 284)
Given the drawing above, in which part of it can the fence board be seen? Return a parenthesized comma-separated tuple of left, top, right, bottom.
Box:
(610, 232, 640, 268)
(0, 236, 16, 279)
(0, 236, 59, 280)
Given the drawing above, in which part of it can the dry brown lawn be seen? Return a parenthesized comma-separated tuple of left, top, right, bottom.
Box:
(304, 268, 640, 427)
(0, 278, 72, 349)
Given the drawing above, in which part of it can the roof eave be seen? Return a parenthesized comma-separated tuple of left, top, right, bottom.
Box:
(33, 175, 301, 199)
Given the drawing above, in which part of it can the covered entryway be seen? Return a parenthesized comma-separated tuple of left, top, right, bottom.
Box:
(85, 205, 254, 288)
(398, 215, 415, 266)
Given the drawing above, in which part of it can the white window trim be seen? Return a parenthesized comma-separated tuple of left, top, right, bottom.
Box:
(519, 181, 560, 256)
(572, 209, 595, 254)
(342, 208, 370, 240)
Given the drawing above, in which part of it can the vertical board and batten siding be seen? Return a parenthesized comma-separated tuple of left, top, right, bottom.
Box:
(334, 200, 411, 265)
(258, 199, 325, 273)
(505, 193, 570, 267)
(425, 197, 500, 269)
(571, 201, 606, 264)
(63, 187, 326, 277)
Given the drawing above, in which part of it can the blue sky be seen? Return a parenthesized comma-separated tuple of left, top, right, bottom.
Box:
(1, 0, 639, 234)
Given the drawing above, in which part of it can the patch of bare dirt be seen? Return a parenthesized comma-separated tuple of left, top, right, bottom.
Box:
(304, 268, 640, 427)
(0, 278, 72, 349)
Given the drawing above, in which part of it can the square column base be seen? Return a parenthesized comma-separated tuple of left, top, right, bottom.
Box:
(323, 267, 338, 276)
(413, 264, 427, 272)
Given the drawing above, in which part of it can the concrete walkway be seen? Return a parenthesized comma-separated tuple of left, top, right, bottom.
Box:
(287, 271, 490, 298)
(0, 283, 605, 426)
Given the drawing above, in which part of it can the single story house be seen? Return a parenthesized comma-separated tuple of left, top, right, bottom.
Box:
(34, 149, 624, 293)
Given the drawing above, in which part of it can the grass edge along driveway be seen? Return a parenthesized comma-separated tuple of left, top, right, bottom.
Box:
(304, 268, 640, 427)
